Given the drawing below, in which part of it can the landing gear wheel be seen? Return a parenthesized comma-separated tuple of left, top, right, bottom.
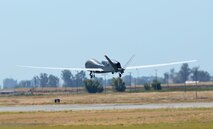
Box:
(90, 71, 96, 79)
(119, 73, 122, 78)
(90, 72, 93, 79)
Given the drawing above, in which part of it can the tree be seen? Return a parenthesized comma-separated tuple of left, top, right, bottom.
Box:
(191, 67, 199, 81)
(151, 80, 162, 90)
(122, 75, 131, 86)
(178, 63, 191, 83)
(75, 71, 86, 87)
(95, 77, 104, 86)
(165, 65, 211, 84)
(111, 77, 126, 92)
(144, 83, 151, 90)
(32, 76, 40, 88)
(48, 74, 59, 87)
(61, 70, 73, 87)
(40, 73, 48, 87)
(169, 68, 178, 83)
(191, 67, 210, 82)
(18, 80, 32, 88)
(84, 79, 103, 93)
(3, 78, 17, 89)
(164, 72, 169, 84)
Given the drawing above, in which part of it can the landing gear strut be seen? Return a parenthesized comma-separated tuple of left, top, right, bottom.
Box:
(119, 73, 122, 78)
(90, 71, 95, 79)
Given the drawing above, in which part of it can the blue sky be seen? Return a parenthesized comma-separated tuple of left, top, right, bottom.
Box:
(0, 0, 212, 85)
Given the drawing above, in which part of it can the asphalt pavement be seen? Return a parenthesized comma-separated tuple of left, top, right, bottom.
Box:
(0, 102, 213, 112)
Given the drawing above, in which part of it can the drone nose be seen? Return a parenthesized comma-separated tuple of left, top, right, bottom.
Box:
(118, 68, 125, 74)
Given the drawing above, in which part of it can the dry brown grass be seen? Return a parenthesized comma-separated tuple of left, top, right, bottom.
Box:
(0, 108, 212, 126)
(0, 91, 213, 105)
(161, 82, 213, 87)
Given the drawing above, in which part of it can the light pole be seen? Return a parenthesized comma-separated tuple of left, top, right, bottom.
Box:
(76, 71, 79, 94)
(154, 69, 158, 90)
(104, 74, 107, 94)
(136, 69, 139, 92)
(129, 72, 132, 92)
(195, 67, 199, 99)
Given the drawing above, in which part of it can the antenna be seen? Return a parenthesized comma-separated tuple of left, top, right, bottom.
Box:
(123, 55, 135, 69)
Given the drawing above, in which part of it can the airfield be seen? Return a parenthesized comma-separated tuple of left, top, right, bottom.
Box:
(0, 89, 213, 129)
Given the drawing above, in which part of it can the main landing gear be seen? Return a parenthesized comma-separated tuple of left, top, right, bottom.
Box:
(113, 71, 122, 78)
(90, 71, 95, 79)
(89, 72, 122, 79)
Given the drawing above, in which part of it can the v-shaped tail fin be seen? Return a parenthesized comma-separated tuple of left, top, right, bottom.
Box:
(123, 55, 135, 69)
(104, 55, 118, 71)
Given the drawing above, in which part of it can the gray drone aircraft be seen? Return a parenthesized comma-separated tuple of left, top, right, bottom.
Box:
(17, 55, 197, 78)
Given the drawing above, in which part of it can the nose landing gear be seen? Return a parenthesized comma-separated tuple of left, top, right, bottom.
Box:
(119, 73, 122, 78)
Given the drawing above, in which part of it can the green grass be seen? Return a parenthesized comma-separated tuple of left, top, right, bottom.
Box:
(1, 122, 213, 129)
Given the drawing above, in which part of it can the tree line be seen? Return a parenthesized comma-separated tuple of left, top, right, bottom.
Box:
(2, 63, 212, 89)
(122, 64, 212, 85)
(163, 64, 211, 84)
(3, 70, 86, 89)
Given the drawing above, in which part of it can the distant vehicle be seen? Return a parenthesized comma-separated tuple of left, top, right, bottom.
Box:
(17, 55, 197, 78)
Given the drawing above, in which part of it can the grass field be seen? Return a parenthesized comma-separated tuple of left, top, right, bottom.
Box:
(1, 122, 213, 129)
(0, 91, 213, 105)
(0, 90, 213, 129)
(0, 108, 213, 129)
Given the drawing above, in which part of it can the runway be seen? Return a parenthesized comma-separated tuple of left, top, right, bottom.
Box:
(0, 102, 213, 112)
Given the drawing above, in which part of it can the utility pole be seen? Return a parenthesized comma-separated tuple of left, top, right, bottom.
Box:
(136, 69, 139, 92)
(155, 69, 158, 90)
(155, 69, 158, 81)
(195, 67, 199, 99)
(134, 78, 136, 92)
(76, 71, 79, 94)
(34, 77, 37, 88)
(104, 74, 107, 94)
(129, 72, 132, 92)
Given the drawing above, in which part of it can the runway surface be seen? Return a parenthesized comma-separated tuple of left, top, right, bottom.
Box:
(0, 102, 213, 112)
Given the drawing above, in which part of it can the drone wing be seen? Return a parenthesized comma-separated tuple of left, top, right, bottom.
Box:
(16, 65, 103, 72)
(126, 60, 197, 70)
